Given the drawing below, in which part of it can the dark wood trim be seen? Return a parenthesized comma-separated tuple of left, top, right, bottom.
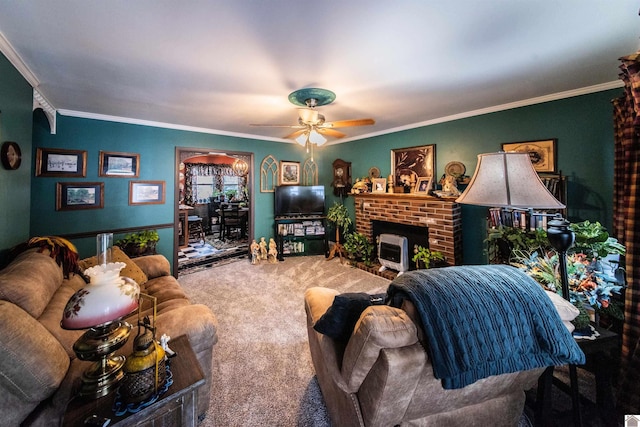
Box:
(59, 223, 174, 240)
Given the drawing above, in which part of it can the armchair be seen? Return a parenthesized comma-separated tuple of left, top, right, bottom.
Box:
(304, 265, 583, 427)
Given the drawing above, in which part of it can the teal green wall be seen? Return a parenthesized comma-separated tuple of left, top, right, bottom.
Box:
(0, 52, 620, 268)
(0, 53, 33, 261)
(31, 113, 314, 263)
(325, 89, 620, 264)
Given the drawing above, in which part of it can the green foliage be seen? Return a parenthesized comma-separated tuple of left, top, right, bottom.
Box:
(570, 220, 626, 260)
(486, 226, 550, 261)
(326, 202, 352, 233)
(486, 220, 626, 263)
(116, 229, 159, 250)
(412, 245, 445, 269)
(343, 232, 375, 267)
(572, 303, 591, 330)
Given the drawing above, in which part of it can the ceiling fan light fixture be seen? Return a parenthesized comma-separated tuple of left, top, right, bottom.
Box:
(295, 133, 308, 146)
(298, 108, 318, 124)
(308, 129, 327, 146)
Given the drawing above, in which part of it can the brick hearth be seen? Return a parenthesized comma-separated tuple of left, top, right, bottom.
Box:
(352, 193, 463, 266)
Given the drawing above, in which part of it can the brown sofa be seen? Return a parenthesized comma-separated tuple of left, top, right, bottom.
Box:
(0, 247, 218, 426)
(304, 268, 582, 427)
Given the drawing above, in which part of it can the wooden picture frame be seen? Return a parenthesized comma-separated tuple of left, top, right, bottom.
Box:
(36, 148, 87, 177)
(372, 178, 387, 193)
(56, 182, 104, 211)
(129, 180, 165, 205)
(391, 144, 435, 189)
(279, 161, 300, 185)
(99, 151, 140, 177)
(501, 139, 557, 173)
(415, 177, 433, 193)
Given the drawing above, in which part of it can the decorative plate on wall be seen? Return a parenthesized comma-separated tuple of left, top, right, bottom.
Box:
(444, 161, 466, 177)
(368, 166, 381, 179)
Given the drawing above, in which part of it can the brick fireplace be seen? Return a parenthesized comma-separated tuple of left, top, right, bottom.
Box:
(352, 193, 463, 266)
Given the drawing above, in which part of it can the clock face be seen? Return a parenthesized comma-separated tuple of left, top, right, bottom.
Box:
(335, 167, 344, 177)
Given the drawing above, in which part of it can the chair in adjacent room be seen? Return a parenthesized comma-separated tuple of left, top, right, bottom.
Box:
(187, 215, 205, 243)
(220, 205, 247, 241)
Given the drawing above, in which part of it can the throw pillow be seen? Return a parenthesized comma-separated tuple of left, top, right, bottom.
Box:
(313, 292, 386, 341)
(79, 246, 148, 286)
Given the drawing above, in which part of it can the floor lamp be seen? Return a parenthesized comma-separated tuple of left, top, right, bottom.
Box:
(456, 151, 582, 426)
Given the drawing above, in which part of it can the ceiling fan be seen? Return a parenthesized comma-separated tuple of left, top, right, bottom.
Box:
(250, 88, 375, 145)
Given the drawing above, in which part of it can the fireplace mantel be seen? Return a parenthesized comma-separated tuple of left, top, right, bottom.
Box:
(352, 193, 462, 265)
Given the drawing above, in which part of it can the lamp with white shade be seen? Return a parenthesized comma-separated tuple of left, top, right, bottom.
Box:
(456, 151, 574, 299)
(60, 233, 140, 398)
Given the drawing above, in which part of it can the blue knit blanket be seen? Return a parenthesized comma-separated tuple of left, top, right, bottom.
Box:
(387, 265, 585, 389)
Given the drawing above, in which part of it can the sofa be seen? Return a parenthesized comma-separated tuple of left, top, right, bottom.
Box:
(0, 244, 218, 426)
(304, 265, 583, 427)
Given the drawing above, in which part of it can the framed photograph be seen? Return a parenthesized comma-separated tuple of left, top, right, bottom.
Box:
(56, 182, 104, 211)
(372, 178, 387, 193)
(501, 139, 557, 173)
(415, 177, 433, 193)
(129, 180, 165, 205)
(99, 151, 140, 177)
(279, 161, 300, 185)
(36, 148, 87, 177)
(391, 144, 435, 188)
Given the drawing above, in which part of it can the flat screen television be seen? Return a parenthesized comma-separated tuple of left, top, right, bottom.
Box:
(274, 185, 325, 217)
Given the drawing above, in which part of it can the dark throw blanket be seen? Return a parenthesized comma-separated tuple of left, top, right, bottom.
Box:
(387, 265, 585, 389)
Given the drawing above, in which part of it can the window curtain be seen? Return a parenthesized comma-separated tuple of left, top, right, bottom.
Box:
(613, 50, 640, 414)
(183, 163, 234, 205)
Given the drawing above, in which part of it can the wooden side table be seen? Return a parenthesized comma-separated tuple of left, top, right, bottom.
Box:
(63, 335, 205, 427)
(535, 325, 620, 427)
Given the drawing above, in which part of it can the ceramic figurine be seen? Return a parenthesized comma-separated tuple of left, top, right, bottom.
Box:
(442, 174, 461, 196)
(250, 239, 260, 265)
(259, 237, 268, 260)
(268, 238, 278, 263)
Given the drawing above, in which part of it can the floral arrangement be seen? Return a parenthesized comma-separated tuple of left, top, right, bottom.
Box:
(507, 220, 626, 327)
(511, 250, 624, 321)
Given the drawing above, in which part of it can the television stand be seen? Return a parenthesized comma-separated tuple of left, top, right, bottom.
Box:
(274, 215, 327, 260)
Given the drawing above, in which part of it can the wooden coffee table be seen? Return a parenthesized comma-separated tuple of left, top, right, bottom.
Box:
(63, 334, 205, 427)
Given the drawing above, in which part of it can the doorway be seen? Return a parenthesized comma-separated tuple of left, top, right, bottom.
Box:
(174, 147, 254, 275)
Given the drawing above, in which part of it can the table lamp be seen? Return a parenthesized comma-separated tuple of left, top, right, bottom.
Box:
(60, 233, 140, 398)
(456, 152, 574, 298)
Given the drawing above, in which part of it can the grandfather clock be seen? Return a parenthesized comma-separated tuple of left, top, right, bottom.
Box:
(332, 159, 352, 198)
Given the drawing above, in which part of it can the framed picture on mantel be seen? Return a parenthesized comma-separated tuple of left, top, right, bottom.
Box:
(391, 144, 435, 189)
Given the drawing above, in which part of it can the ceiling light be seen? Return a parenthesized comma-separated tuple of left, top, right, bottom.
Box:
(308, 129, 327, 146)
(295, 133, 308, 146)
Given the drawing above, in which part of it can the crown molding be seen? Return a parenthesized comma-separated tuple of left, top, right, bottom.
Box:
(0, 30, 39, 87)
(333, 81, 624, 144)
(33, 89, 57, 134)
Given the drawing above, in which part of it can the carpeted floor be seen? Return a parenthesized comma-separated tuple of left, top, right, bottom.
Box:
(178, 255, 390, 426)
(178, 256, 611, 427)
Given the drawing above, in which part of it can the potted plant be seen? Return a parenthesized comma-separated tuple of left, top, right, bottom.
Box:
(343, 232, 375, 267)
(325, 202, 353, 262)
(116, 229, 160, 258)
(412, 245, 445, 269)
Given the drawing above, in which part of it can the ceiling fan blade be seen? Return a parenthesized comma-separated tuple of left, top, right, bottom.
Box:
(283, 129, 308, 139)
(317, 128, 347, 139)
(325, 118, 375, 128)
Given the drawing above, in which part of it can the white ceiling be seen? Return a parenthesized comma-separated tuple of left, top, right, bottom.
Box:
(1, 2, 638, 144)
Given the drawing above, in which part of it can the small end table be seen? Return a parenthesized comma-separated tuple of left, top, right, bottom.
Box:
(63, 334, 205, 427)
(535, 325, 620, 427)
